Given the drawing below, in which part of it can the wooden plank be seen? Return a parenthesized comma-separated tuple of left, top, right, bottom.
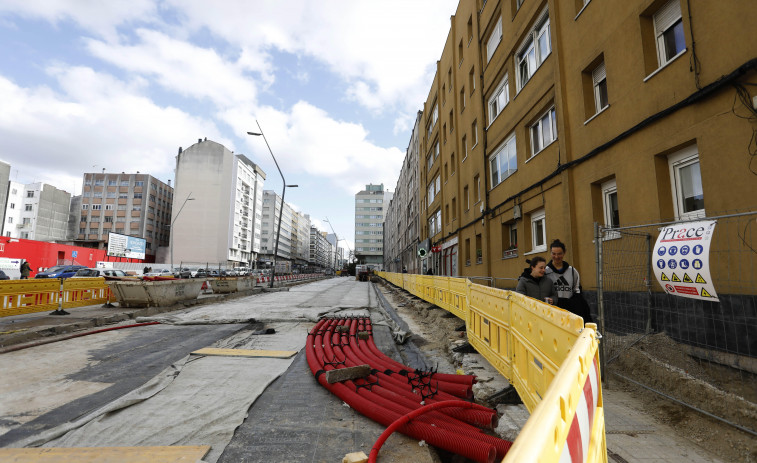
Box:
(0, 445, 210, 462)
(325, 364, 371, 384)
(190, 347, 298, 358)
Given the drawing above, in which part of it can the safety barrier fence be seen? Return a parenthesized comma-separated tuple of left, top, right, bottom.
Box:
(378, 271, 607, 463)
(0, 278, 113, 318)
(594, 211, 757, 436)
(0, 274, 328, 318)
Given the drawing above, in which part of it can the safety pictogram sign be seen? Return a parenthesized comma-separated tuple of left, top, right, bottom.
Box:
(653, 220, 718, 301)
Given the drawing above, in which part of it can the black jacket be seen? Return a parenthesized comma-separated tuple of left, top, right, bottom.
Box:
(515, 268, 556, 301)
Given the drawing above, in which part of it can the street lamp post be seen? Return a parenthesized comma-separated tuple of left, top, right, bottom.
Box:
(323, 217, 339, 272)
(170, 192, 194, 273)
(247, 121, 298, 288)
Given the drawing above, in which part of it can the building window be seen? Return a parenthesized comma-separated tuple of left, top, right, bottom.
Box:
(464, 186, 470, 210)
(26, 190, 34, 198)
(516, 10, 551, 90)
(134, 193, 142, 199)
(467, 16, 473, 45)
(460, 87, 466, 110)
(602, 178, 620, 230)
(474, 175, 481, 203)
(108, 180, 117, 186)
(488, 74, 509, 124)
(476, 234, 483, 264)
(104, 216, 113, 223)
(458, 39, 464, 67)
(9, 203, 14, 209)
(25, 204, 32, 211)
(531, 209, 546, 252)
(7, 217, 11, 224)
(502, 222, 518, 258)
(462, 135, 468, 161)
(135, 181, 144, 187)
(654, 0, 685, 67)
(669, 145, 704, 220)
(592, 61, 608, 113)
(530, 106, 557, 156)
(469, 66, 475, 93)
(22, 217, 30, 225)
(82, 204, 89, 210)
(95, 179, 104, 186)
(449, 110, 454, 132)
(471, 120, 478, 147)
(465, 238, 471, 266)
(486, 17, 503, 62)
(490, 133, 517, 188)
(92, 204, 102, 210)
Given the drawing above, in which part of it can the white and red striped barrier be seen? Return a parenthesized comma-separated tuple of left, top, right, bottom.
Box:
(560, 356, 600, 463)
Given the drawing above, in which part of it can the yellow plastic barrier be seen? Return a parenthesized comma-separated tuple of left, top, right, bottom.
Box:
(62, 277, 112, 309)
(376, 271, 607, 463)
(0, 278, 113, 317)
(0, 279, 59, 317)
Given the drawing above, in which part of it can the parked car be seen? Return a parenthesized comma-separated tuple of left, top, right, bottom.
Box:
(34, 265, 87, 279)
(72, 268, 132, 279)
(0, 270, 9, 280)
(144, 269, 173, 277)
(173, 267, 192, 279)
(193, 268, 208, 278)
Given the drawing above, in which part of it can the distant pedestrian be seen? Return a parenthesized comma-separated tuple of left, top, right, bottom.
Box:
(402, 267, 408, 273)
(544, 239, 593, 323)
(143, 266, 149, 275)
(515, 256, 555, 305)
(425, 267, 433, 275)
(20, 260, 31, 279)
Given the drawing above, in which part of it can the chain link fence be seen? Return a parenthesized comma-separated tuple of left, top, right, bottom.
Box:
(594, 210, 757, 435)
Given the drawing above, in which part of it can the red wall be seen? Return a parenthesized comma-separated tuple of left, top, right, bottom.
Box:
(0, 237, 114, 277)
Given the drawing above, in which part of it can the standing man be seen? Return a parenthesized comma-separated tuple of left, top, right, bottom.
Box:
(20, 260, 32, 279)
(544, 239, 593, 323)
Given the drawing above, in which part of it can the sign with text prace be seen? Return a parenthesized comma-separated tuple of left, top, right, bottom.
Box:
(107, 232, 146, 260)
(653, 220, 718, 301)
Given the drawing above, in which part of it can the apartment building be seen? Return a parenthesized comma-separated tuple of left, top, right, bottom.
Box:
(384, 111, 423, 273)
(75, 173, 171, 260)
(291, 211, 312, 269)
(407, 0, 757, 289)
(309, 226, 333, 269)
(354, 183, 392, 269)
(172, 139, 266, 268)
(325, 233, 345, 270)
(260, 190, 295, 265)
(3, 181, 71, 242)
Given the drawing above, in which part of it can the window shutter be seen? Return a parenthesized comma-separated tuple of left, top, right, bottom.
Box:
(592, 61, 606, 85)
(654, 0, 681, 34)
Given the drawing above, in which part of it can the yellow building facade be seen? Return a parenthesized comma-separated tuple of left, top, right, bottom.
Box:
(414, 0, 757, 289)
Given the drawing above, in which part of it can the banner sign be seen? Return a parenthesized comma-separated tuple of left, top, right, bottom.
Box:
(652, 220, 718, 301)
(107, 232, 146, 259)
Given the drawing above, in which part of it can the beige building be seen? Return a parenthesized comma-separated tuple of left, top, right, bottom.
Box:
(355, 183, 392, 269)
(76, 172, 172, 261)
(408, 0, 757, 289)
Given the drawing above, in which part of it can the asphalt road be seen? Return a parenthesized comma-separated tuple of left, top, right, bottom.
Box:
(0, 322, 251, 446)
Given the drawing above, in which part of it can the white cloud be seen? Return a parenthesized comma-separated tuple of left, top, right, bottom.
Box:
(163, 0, 456, 113)
(85, 29, 262, 108)
(0, 68, 227, 190)
(0, 0, 157, 41)
(238, 101, 404, 195)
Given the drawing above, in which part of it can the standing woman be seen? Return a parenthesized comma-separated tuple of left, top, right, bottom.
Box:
(515, 256, 556, 305)
(545, 239, 593, 322)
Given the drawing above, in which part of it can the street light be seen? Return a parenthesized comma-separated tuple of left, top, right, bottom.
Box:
(170, 192, 195, 273)
(248, 121, 298, 288)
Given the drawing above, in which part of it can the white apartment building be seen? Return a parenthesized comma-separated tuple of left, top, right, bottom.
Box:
(309, 226, 332, 269)
(354, 183, 392, 269)
(172, 139, 266, 268)
(291, 211, 311, 268)
(3, 181, 71, 242)
(325, 233, 344, 270)
(260, 190, 297, 266)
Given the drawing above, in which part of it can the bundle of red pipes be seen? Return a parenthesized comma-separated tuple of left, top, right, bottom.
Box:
(306, 316, 512, 463)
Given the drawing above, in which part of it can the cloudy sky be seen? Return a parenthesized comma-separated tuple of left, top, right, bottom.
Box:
(0, 0, 457, 252)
